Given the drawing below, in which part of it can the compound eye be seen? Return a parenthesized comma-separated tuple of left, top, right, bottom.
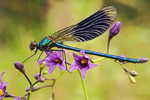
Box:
(30, 41, 37, 50)
(32, 42, 37, 48)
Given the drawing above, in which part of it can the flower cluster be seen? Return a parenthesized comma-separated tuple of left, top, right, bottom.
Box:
(37, 50, 97, 79)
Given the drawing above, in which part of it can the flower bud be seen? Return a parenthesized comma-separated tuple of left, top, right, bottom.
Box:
(39, 76, 45, 83)
(43, 71, 48, 75)
(14, 61, 24, 72)
(140, 57, 148, 63)
(128, 74, 136, 84)
(40, 61, 46, 68)
(109, 21, 121, 37)
(130, 71, 137, 77)
(34, 73, 42, 80)
(107, 21, 121, 53)
(25, 86, 39, 92)
(116, 55, 127, 64)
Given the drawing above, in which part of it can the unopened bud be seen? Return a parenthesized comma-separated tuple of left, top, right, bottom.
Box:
(14, 61, 24, 72)
(39, 76, 45, 83)
(107, 21, 121, 53)
(128, 74, 136, 84)
(109, 21, 121, 39)
(25, 86, 40, 92)
(43, 71, 48, 75)
(116, 55, 127, 64)
(130, 71, 137, 77)
(140, 57, 148, 63)
(34, 73, 42, 80)
(40, 61, 46, 69)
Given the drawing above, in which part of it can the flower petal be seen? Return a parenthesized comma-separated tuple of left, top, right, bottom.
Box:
(46, 52, 56, 60)
(73, 52, 83, 62)
(52, 52, 59, 59)
(48, 66, 56, 75)
(55, 51, 63, 59)
(69, 61, 78, 72)
(87, 62, 98, 69)
(80, 50, 85, 56)
(80, 68, 88, 80)
(0, 96, 5, 100)
(37, 60, 43, 65)
(44, 58, 50, 63)
(44, 57, 50, 62)
(45, 51, 52, 56)
(80, 50, 91, 60)
(48, 62, 57, 74)
(49, 52, 55, 58)
(0, 71, 6, 83)
(2, 82, 8, 86)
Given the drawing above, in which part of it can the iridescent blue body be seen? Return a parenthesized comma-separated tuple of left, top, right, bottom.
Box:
(36, 36, 142, 63)
(28, 6, 142, 63)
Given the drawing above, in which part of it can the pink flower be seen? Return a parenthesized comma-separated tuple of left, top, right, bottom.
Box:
(38, 51, 67, 74)
(69, 50, 97, 79)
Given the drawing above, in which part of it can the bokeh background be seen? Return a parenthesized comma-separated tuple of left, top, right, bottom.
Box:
(0, 0, 150, 100)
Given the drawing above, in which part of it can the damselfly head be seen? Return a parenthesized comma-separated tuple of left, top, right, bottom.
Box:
(30, 41, 37, 51)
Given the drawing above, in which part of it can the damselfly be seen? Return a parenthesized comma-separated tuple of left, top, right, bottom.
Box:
(24, 6, 144, 63)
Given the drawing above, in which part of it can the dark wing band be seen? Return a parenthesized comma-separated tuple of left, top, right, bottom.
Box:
(51, 6, 117, 42)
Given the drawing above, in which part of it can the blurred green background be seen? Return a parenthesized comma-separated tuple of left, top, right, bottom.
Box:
(0, 0, 150, 100)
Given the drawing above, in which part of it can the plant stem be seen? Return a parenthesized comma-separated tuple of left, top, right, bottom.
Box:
(92, 57, 105, 63)
(48, 71, 68, 100)
(22, 71, 32, 86)
(22, 92, 30, 99)
(50, 70, 80, 100)
(27, 81, 39, 100)
(78, 70, 89, 100)
(27, 91, 31, 100)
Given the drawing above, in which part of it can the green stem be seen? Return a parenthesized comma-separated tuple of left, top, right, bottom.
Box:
(92, 57, 106, 63)
(50, 70, 82, 100)
(48, 71, 68, 100)
(27, 81, 39, 100)
(78, 70, 89, 100)
(27, 91, 31, 100)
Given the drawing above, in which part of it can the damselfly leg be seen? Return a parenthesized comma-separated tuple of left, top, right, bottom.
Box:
(22, 49, 38, 63)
